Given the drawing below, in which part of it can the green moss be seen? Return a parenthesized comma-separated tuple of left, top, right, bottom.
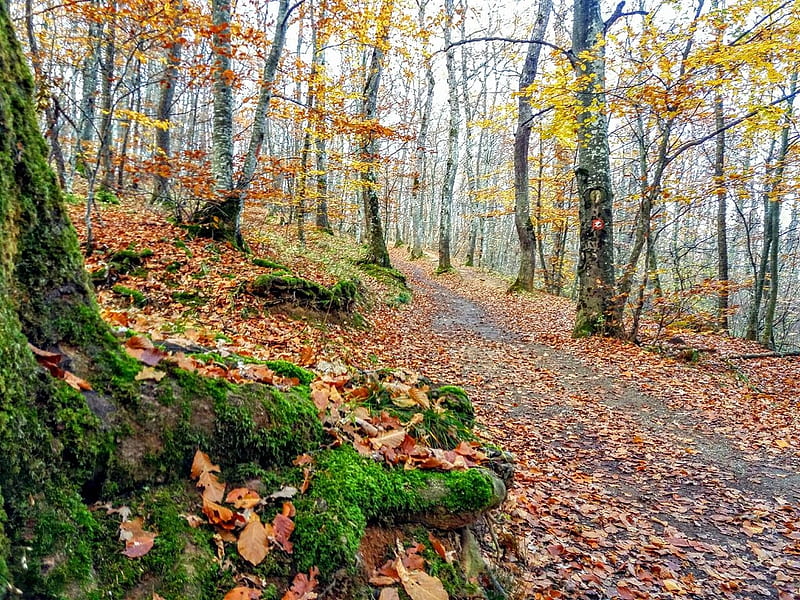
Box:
(264, 360, 314, 386)
(253, 257, 289, 271)
(211, 386, 323, 467)
(362, 381, 475, 449)
(293, 447, 499, 576)
(95, 188, 119, 205)
(173, 238, 194, 258)
(112, 284, 148, 307)
(251, 274, 360, 312)
(172, 291, 207, 306)
(356, 263, 407, 287)
(431, 385, 475, 428)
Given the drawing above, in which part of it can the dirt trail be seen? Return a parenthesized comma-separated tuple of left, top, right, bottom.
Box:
(380, 254, 800, 600)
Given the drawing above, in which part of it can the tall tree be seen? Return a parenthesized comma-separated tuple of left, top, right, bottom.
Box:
(510, 0, 552, 291)
(358, 0, 395, 267)
(438, 0, 460, 273)
(571, 0, 620, 336)
(151, 0, 184, 207)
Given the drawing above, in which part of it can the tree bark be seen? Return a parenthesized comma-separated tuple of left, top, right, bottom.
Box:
(572, 0, 620, 337)
(359, 0, 394, 267)
(438, 0, 459, 273)
(511, 0, 552, 292)
(0, 5, 124, 588)
(151, 1, 184, 206)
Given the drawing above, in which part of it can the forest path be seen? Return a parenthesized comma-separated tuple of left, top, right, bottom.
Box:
(369, 251, 800, 600)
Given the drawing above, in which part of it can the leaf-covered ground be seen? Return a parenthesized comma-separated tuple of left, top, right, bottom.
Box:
(347, 252, 800, 600)
(71, 202, 799, 599)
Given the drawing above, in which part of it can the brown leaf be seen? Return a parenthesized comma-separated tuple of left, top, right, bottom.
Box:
(190, 449, 220, 479)
(119, 518, 157, 558)
(271, 502, 295, 553)
(223, 587, 262, 600)
(238, 517, 270, 566)
(371, 429, 408, 450)
(396, 559, 448, 600)
(125, 335, 168, 366)
(379, 589, 401, 600)
(198, 471, 226, 503)
(226, 487, 262, 509)
(281, 567, 319, 600)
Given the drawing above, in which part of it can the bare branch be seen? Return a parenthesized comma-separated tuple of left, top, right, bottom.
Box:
(604, 1, 647, 31)
(442, 37, 574, 64)
(665, 89, 800, 166)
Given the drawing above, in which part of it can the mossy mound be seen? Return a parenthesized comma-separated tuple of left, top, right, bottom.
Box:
(250, 274, 360, 312)
(91, 246, 154, 285)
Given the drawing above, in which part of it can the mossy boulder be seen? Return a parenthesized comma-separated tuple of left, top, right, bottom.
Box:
(294, 447, 505, 577)
(250, 274, 360, 312)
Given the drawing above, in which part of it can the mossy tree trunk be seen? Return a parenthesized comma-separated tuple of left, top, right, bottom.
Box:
(0, 3, 130, 592)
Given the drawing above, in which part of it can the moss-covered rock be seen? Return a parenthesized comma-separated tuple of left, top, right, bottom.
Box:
(293, 446, 505, 576)
(250, 274, 360, 312)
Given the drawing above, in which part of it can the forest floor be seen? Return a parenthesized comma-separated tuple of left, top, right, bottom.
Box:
(350, 251, 800, 600)
(71, 201, 800, 600)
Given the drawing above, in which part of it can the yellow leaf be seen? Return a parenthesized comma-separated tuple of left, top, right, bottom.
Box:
(135, 366, 166, 382)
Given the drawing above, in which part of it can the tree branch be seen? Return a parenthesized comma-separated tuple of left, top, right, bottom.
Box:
(665, 89, 800, 166)
(604, 1, 647, 32)
(442, 37, 574, 64)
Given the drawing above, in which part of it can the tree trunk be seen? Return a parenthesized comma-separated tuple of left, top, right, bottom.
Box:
(511, 0, 552, 292)
(204, 0, 244, 247)
(410, 63, 434, 260)
(0, 6, 128, 589)
(359, 0, 394, 268)
(437, 0, 459, 273)
(572, 0, 620, 337)
(760, 72, 797, 348)
(151, 1, 184, 206)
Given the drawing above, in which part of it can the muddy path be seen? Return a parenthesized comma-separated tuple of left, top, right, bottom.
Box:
(384, 254, 800, 600)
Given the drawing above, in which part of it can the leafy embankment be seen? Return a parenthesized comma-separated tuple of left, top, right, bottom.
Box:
(13, 327, 506, 599)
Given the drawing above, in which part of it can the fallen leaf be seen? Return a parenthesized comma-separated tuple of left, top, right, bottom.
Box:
(191, 449, 220, 479)
(271, 502, 295, 553)
(135, 366, 166, 382)
(379, 589, 401, 600)
(119, 518, 157, 558)
(198, 470, 226, 503)
(281, 567, 319, 600)
(268, 486, 298, 500)
(223, 587, 262, 600)
(396, 559, 448, 600)
(238, 517, 270, 566)
(226, 487, 262, 509)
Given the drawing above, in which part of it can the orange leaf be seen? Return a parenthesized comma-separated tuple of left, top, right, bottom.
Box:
(226, 487, 261, 509)
(198, 471, 225, 503)
(223, 587, 262, 600)
(427, 533, 448, 562)
(190, 449, 220, 479)
(238, 517, 269, 566)
(202, 497, 243, 529)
